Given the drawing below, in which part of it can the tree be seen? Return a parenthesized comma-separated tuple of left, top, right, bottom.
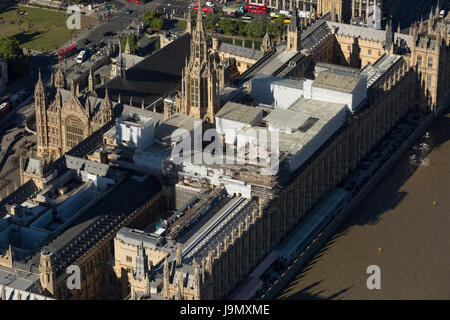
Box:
(245, 16, 267, 38)
(150, 17, 164, 30)
(142, 10, 158, 26)
(0, 37, 22, 60)
(236, 21, 246, 36)
(0, 37, 29, 80)
(203, 13, 219, 31)
(267, 15, 286, 39)
(219, 18, 237, 35)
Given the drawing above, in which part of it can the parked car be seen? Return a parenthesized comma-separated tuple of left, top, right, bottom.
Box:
(76, 50, 87, 64)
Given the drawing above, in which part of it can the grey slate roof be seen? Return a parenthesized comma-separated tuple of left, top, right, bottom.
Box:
(219, 42, 264, 61)
(95, 33, 191, 106)
(64, 154, 113, 177)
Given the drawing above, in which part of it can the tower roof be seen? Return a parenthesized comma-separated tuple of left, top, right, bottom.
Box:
(35, 68, 45, 93)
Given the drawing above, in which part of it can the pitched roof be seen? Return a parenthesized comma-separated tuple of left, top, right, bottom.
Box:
(95, 33, 191, 106)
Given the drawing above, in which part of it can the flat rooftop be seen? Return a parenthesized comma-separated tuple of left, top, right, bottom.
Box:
(154, 113, 201, 143)
(313, 70, 363, 93)
(216, 102, 262, 124)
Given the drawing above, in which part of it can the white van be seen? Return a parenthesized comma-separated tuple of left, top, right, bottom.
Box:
(76, 50, 86, 64)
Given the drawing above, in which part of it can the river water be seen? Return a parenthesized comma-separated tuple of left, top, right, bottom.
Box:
(277, 111, 450, 300)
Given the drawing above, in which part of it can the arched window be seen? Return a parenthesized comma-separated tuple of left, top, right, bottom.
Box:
(65, 116, 84, 149)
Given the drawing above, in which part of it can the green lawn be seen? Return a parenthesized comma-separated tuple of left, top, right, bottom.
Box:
(0, 5, 95, 52)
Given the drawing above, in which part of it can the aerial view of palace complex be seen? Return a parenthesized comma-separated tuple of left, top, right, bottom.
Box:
(0, 0, 448, 301)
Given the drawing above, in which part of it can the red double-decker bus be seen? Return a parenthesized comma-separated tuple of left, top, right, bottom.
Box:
(58, 44, 78, 60)
(193, 4, 216, 14)
(245, 3, 267, 14)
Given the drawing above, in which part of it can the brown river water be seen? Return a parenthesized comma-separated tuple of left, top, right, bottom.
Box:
(278, 112, 450, 300)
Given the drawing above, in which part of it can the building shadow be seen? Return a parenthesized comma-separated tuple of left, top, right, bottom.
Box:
(340, 110, 450, 228)
(278, 279, 351, 300)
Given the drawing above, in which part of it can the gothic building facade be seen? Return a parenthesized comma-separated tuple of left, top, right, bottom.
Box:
(168, 6, 220, 125)
(34, 65, 113, 160)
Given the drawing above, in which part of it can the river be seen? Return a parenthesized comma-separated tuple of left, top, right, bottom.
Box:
(277, 111, 450, 300)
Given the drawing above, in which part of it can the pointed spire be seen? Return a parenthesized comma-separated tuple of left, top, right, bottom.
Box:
(196, 0, 204, 32)
(261, 28, 272, 54)
(397, 23, 401, 34)
(117, 93, 121, 104)
(435, 1, 440, 18)
(70, 79, 75, 96)
(55, 61, 65, 89)
(100, 84, 112, 119)
(35, 68, 44, 93)
(141, 99, 145, 110)
(175, 280, 183, 300)
(419, 15, 424, 33)
(88, 68, 94, 92)
(1, 285, 6, 300)
(125, 37, 131, 54)
(84, 96, 90, 114)
(75, 83, 79, 95)
(176, 243, 182, 267)
(129, 96, 133, 107)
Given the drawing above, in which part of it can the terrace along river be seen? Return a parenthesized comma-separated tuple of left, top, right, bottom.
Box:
(277, 111, 450, 300)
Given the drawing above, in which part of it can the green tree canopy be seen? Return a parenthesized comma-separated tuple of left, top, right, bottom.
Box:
(0, 37, 28, 80)
(219, 18, 237, 35)
(203, 13, 220, 31)
(150, 17, 164, 30)
(0, 37, 23, 60)
(142, 10, 158, 26)
(244, 16, 267, 38)
(267, 15, 287, 39)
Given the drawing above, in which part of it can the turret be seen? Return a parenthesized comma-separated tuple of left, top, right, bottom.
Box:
(54, 62, 65, 89)
(88, 68, 94, 92)
(186, 9, 192, 34)
(176, 243, 182, 267)
(39, 250, 55, 295)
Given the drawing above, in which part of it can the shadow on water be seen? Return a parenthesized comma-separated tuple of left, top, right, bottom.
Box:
(340, 111, 450, 229)
(279, 279, 351, 300)
(278, 110, 450, 300)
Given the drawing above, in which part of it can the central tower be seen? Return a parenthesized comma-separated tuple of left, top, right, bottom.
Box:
(179, 3, 219, 124)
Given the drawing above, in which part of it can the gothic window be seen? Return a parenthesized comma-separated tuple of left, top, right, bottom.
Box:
(427, 57, 433, 68)
(65, 116, 84, 150)
(417, 55, 422, 67)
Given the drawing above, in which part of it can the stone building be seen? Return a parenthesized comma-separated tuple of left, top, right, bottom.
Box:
(168, 6, 220, 124)
(34, 65, 113, 160)
(112, 12, 450, 300)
